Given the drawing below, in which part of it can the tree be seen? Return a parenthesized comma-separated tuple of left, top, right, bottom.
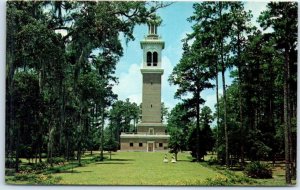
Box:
(161, 102, 169, 123)
(200, 106, 215, 153)
(167, 103, 191, 161)
(11, 71, 42, 171)
(228, 2, 253, 165)
(109, 99, 140, 149)
(259, 2, 297, 184)
(188, 106, 215, 161)
(188, 1, 233, 166)
(103, 126, 119, 160)
(169, 39, 214, 161)
(6, 1, 172, 171)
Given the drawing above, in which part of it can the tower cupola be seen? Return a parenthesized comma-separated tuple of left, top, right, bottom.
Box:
(147, 14, 161, 37)
(140, 14, 164, 68)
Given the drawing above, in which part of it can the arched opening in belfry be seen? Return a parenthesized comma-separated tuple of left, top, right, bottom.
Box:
(147, 52, 152, 66)
(153, 52, 158, 66)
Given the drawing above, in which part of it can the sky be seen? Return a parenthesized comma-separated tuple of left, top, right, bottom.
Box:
(113, 1, 269, 117)
(113, 1, 270, 117)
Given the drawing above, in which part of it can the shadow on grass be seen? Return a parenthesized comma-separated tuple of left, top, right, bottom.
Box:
(56, 170, 92, 174)
(229, 167, 245, 171)
(108, 158, 135, 162)
(57, 170, 80, 173)
(96, 162, 131, 165)
(176, 160, 193, 163)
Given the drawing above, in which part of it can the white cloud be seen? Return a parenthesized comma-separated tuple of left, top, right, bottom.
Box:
(204, 93, 217, 112)
(112, 55, 179, 111)
(244, 1, 270, 32)
(180, 30, 195, 46)
(161, 56, 179, 110)
(112, 63, 142, 104)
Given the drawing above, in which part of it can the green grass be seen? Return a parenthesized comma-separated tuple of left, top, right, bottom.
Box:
(53, 151, 221, 185)
(6, 151, 295, 186)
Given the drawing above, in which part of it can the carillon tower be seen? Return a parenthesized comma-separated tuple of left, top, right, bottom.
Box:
(120, 15, 169, 152)
(140, 17, 164, 125)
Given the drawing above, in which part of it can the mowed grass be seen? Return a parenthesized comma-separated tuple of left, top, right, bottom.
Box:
(6, 151, 294, 186)
(53, 151, 221, 185)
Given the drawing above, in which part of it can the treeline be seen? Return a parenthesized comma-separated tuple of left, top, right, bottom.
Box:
(167, 2, 297, 184)
(6, 1, 170, 172)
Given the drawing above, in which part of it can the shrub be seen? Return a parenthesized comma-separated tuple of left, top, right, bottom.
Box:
(5, 159, 21, 168)
(222, 170, 255, 184)
(13, 173, 62, 184)
(14, 173, 36, 181)
(32, 162, 48, 171)
(205, 175, 230, 186)
(19, 165, 32, 172)
(244, 161, 272, 179)
(5, 169, 15, 176)
(207, 156, 220, 165)
(47, 157, 65, 165)
(34, 174, 62, 184)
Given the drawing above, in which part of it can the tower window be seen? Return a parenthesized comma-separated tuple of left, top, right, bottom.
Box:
(149, 128, 154, 135)
(139, 143, 143, 147)
(153, 52, 158, 66)
(147, 52, 152, 66)
(159, 143, 163, 147)
(130, 142, 133, 147)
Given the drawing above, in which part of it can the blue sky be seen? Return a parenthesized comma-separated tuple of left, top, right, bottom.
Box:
(113, 1, 269, 116)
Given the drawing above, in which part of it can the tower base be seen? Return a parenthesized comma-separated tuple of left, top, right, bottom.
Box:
(120, 133, 169, 152)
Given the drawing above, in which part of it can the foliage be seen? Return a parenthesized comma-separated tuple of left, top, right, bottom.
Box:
(13, 173, 62, 184)
(31, 162, 48, 171)
(103, 127, 119, 153)
(258, 2, 298, 184)
(167, 103, 191, 159)
(244, 162, 272, 179)
(169, 37, 214, 161)
(47, 157, 65, 165)
(207, 157, 220, 166)
(6, 0, 170, 172)
(187, 106, 215, 161)
(5, 159, 21, 168)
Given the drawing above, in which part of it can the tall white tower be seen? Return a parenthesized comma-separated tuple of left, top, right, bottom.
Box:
(140, 17, 165, 124)
(120, 15, 169, 152)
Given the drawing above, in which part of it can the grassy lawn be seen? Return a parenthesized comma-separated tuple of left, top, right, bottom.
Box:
(6, 151, 294, 186)
(54, 151, 221, 185)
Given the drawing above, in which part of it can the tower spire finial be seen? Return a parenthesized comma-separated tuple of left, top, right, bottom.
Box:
(147, 14, 162, 36)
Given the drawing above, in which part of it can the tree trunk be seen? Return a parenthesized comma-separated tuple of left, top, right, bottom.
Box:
(100, 105, 105, 161)
(222, 63, 229, 167)
(218, 1, 228, 167)
(237, 32, 244, 166)
(48, 125, 54, 167)
(66, 133, 69, 161)
(215, 59, 220, 161)
(7, 51, 15, 167)
(59, 78, 65, 156)
(15, 123, 20, 172)
(78, 109, 83, 166)
(196, 89, 201, 162)
(284, 47, 291, 185)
